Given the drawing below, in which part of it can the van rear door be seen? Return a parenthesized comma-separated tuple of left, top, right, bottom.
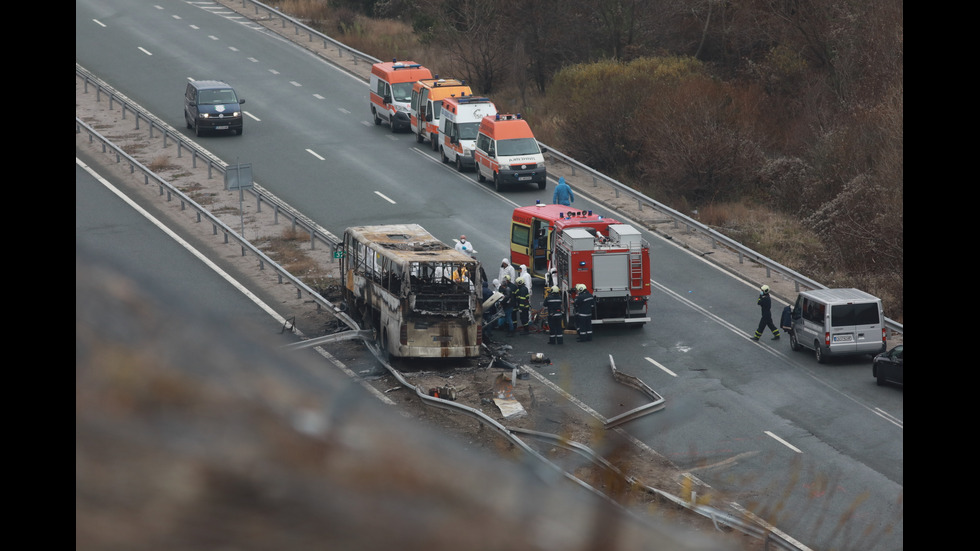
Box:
(828, 302, 881, 354)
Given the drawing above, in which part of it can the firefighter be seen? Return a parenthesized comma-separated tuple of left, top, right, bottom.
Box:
(518, 264, 532, 300)
(496, 275, 517, 336)
(573, 283, 594, 342)
(544, 286, 564, 344)
(752, 285, 780, 341)
(515, 277, 531, 335)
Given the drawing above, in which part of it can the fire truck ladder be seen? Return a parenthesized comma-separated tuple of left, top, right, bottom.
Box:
(628, 241, 644, 290)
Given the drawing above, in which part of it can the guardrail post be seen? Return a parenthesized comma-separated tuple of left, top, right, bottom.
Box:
(309, 230, 315, 250)
(273, 204, 280, 224)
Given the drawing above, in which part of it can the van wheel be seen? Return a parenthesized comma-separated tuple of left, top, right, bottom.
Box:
(415, 130, 424, 143)
(441, 147, 449, 164)
(237, 127, 243, 136)
(195, 123, 203, 137)
(494, 173, 502, 191)
(538, 181, 546, 190)
(477, 169, 485, 183)
(456, 156, 465, 172)
(431, 136, 439, 152)
(789, 332, 801, 351)
(390, 119, 398, 133)
(372, 109, 381, 126)
(814, 342, 826, 364)
(185, 112, 192, 129)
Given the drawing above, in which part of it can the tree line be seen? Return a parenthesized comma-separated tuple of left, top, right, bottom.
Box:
(297, 0, 903, 321)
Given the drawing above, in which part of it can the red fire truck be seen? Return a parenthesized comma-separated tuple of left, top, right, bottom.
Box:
(509, 203, 651, 326)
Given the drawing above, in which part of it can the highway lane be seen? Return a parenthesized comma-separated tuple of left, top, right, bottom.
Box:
(76, 2, 902, 548)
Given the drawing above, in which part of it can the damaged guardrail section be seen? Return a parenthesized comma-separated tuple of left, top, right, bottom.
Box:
(605, 355, 666, 429)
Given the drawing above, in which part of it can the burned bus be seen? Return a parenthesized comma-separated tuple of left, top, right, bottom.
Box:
(340, 224, 483, 359)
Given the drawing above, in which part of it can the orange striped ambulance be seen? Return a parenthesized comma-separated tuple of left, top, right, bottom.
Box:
(410, 78, 471, 149)
(369, 59, 432, 132)
(473, 114, 547, 191)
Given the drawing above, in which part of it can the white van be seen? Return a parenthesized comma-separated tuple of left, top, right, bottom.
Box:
(438, 95, 497, 172)
(473, 113, 547, 191)
(790, 288, 886, 363)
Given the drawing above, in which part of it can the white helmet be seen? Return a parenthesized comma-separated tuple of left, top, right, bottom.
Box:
(575, 283, 586, 292)
(761, 285, 770, 293)
(503, 274, 511, 281)
(516, 277, 524, 285)
(551, 286, 560, 294)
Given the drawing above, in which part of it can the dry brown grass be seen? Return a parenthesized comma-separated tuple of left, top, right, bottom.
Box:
(260, 228, 337, 291)
(147, 155, 176, 172)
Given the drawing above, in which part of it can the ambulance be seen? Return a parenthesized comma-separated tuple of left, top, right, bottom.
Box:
(369, 59, 432, 133)
(438, 95, 497, 172)
(410, 78, 471, 150)
(473, 113, 547, 191)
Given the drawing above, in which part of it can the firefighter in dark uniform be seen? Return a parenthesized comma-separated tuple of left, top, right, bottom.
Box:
(544, 285, 564, 344)
(752, 284, 780, 341)
(515, 277, 531, 335)
(573, 283, 595, 342)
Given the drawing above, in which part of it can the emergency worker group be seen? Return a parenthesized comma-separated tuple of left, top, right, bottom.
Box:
(479, 242, 789, 347)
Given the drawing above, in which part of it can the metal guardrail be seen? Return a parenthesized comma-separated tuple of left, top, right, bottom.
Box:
(218, 0, 901, 338)
(75, 64, 340, 256)
(75, 68, 359, 333)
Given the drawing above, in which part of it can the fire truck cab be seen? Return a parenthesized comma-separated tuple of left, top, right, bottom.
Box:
(510, 203, 624, 279)
(510, 203, 650, 326)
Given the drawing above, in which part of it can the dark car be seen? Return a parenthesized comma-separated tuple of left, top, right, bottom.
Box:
(184, 80, 245, 136)
(872, 344, 903, 386)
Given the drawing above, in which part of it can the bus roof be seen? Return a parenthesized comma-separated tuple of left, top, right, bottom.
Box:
(345, 224, 474, 263)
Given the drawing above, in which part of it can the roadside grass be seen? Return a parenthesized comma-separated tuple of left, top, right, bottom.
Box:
(260, 227, 339, 294)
